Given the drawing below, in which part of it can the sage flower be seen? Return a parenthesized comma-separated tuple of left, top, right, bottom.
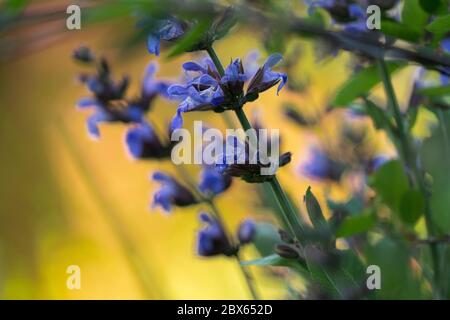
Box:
(198, 165, 233, 197)
(125, 122, 171, 159)
(197, 213, 235, 257)
(168, 53, 287, 131)
(151, 172, 197, 212)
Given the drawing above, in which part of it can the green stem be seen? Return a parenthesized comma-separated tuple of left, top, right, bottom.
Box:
(207, 198, 260, 300)
(206, 45, 303, 240)
(377, 59, 442, 298)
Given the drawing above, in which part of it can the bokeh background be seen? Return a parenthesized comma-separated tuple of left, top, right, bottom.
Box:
(0, 0, 432, 299)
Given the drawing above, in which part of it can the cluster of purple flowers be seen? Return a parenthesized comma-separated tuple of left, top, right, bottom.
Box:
(73, 45, 258, 257)
(167, 53, 287, 132)
(197, 213, 255, 257)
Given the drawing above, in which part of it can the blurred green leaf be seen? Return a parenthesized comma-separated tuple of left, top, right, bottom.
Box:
(418, 85, 450, 97)
(365, 237, 424, 299)
(421, 110, 450, 233)
(402, 0, 429, 32)
(304, 187, 327, 230)
(399, 189, 425, 226)
(381, 19, 421, 42)
(364, 98, 392, 131)
(336, 213, 376, 238)
(370, 160, 409, 212)
(252, 222, 282, 257)
(85, 3, 133, 23)
(331, 63, 405, 107)
(426, 14, 450, 42)
(241, 254, 306, 274)
(419, 0, 448, 15)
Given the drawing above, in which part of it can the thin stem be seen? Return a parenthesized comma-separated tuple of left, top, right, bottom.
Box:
(207, 198, 260, 300)
(206, 45, 303, 240)
(377, 59, 442, 298)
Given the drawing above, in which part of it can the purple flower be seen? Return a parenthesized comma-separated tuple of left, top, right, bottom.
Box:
(151, 172, 197, 212)
(75, 54, 169, 139)
(198, 165, 232, 197)
(197, 213, 234, 257)
(125, 122, 171, 159)
(168, 53, 287, 131)
(440, 38, 450, 85)
(246, 53, 287, 96)
(237, 219, 256, 244)
(306, 0, 367, 32)
(301, 147, 345, 181)
(146, 18, 186, 56)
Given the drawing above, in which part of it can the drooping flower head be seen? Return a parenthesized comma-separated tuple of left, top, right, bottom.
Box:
(198, 165, 233, 197)
(141, 8, 236, 56)
(197, 213, 235, 257)
(168, 53, 287, 132)
(151, 172, 198, 212)
(301, 147, 346, 181)
(146, 17, 187, 56)
(214, 136, 292, 183)
(196, 213, 256, 257)
(74, 48, 170, 138)
(125, 122, 172, 159)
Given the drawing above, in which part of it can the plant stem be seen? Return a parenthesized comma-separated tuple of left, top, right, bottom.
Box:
(377, 59, 442, 298)
(207, 198, 260, 300)
(206, 45, 303, 240)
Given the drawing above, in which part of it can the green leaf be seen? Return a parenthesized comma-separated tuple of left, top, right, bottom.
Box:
(336, 213, 376, 238)
(85, 3, 132, 23)
(402, 0, 429, 31)
(381, 19, 422, 42)
(364, 98, 391, 131)
(304, 187, 327, 230)
(418, 85, 450, 97)
(365, 237, 424, 299)
(241, 254, 306, 274)
(370, 160, 409, 212)
(252, 222, 282, 257)
(167, 18, 212, 58)
(426, 14, 450, 41)
(399, 189, 425, 226)
(331, 62, 405, 107)
(419, 0, 448, 15)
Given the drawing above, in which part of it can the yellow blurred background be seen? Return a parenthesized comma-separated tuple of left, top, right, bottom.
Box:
(0, 0, 426, 299)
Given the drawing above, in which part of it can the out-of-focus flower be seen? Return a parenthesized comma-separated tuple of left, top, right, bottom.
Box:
(301, 147, 345, 181)
(151, 172, 198, 212)
(73, 46, 95, 63)
(237, 219, 256, 244)
(74, 49, 170, 138)
(197, 213, 235, 257)
(142, 8, 236, 56)
(146, 18, 187, 56)
(125, 122, 172, 159)
(198, 165, 232, 197)
(168, 53, 287, 131)
(440, 38, 450, 85)
(196, 213, 255, 257)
